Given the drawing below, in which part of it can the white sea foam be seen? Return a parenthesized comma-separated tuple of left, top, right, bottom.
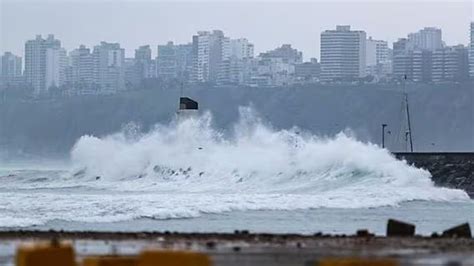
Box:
(70, 107, 468, 199)
(0, 108, 469, 227)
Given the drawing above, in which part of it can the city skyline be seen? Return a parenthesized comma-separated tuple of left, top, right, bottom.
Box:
(1, 24, 472, 62)
(1, 1, 472, 59)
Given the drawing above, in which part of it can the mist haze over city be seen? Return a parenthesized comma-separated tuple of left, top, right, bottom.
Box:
(0, 2, 473, 260)
(1, 0, 473, 157)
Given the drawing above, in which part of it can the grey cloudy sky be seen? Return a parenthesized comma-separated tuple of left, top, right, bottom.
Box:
(1, 0, 473, 60)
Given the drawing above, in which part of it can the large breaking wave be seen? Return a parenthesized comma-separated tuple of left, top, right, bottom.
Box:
(70, 107, 467, 199)
(0, 108, 469, 227)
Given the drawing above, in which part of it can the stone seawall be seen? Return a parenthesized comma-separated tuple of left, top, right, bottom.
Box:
(394, 152, 474, 197)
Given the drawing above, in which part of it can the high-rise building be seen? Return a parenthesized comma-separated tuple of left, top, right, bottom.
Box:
(70, 45, 94, 91)
(157, 42, 178, 80)
(217, 38, 255, 85)
(45, 47, 67, 90)
(393, 53, 412, 80)
(366, 37, 390, 78)
(191, 30, 228, 83)
(229, 38, 254, 59)
(408, 27, 443, 51)
(393, 42, 468, 84)
(470, 22, 474, 79)
(217, 57, 252, 85)
(157, 42, 193, 81)
(320, 25, 367, 82)
(251, 57, 295, 87)
(259, 44, 302, 64)
(92, 42, 125, 93)
(24, 34, 66, 95)
(432, 45, 469, 83)
(1, 52, 22, 78)
(411, 50, 432, 82)
(0, 52, 23, 89)
(393, 38, 410, 57)
(124, 58, 141, 88)
(392, 38, 413, 80)
(366, 37, 388, 66)
(174, 44, 193, 80)
(295, 58, 321, 82)
(135, 45, 154, 79)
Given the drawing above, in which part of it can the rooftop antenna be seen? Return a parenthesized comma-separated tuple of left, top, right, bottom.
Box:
(403, 75, 414, 152)
(381, 123, 387, 149)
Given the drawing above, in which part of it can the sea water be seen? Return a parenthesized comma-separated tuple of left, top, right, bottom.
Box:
(0, 108, 472, 235)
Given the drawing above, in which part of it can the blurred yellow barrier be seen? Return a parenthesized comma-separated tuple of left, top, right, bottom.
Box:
(317, 258, 398, 266)
(16, 242, 76, 266)
(138, 250, 211, 266)
(82, 256, 137, 266)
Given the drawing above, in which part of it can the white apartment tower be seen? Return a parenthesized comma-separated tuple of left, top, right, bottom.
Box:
(366, 37, 388, 66)
(24, 34, 66, 95)
(70, 45, 94, 88)
(408, 27, 443, 51)
(366, 37, 390, 77)
(191, 30, 227, 83)
(229, 38, 254, 59)
(92, 42, 125, 93)
(217, 38, 254, 85)
(320, 25, 367, 82)
(45, 47, 67, 89)
(135, 45, 154, 79)
(157, 42, 193, 80)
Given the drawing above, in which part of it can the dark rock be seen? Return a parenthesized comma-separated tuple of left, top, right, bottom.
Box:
(387, 219, 415, 237)
(394, 153, 474, 199)
(356, 229, 374, 237)
(445, 261, 462, 266)
(205, 241, 216, 249)
(442, 223, 472, 238)
(234, 230, 249, 235)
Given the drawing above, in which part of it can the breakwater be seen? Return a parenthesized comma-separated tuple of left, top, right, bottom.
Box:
(394, 152, 474, 197)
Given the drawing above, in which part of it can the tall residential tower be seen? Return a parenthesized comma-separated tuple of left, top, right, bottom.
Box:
(320, 25, 367, 82)
(407, 27, 443, 51)
(24, 34, 66, 95)
(191, 30, 227, 83)
(92, 42, 125, 93)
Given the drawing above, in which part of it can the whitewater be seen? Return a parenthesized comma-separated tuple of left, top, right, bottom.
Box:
(0, 108, 471, 233)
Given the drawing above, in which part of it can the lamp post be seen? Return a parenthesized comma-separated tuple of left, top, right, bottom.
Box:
(382, 124, 388, 149)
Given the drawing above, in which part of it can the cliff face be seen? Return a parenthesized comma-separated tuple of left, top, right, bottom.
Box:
(395, 153, 474, 197)
(0, 82, 473, 158)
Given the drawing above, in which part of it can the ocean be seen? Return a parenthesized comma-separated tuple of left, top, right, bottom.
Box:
(0, 109, 472, 235)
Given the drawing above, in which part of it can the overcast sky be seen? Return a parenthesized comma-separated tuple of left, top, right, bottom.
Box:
(1, 0, 473, 60)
